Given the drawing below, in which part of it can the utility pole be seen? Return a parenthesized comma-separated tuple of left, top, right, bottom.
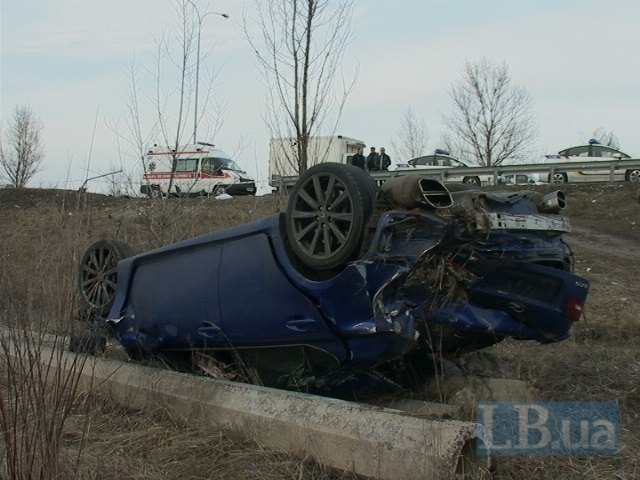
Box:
(187, 0, 229, 144)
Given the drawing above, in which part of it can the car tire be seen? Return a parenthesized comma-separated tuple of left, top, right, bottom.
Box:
(549, 172, 568, 184)
(625, 169, 640, 183)
(286, 163, 372, 270)
(212, 185, 227, 196)
(150, 185, 163, 198)
(348, 165, 379, 212)
(463, 176, 481, 186)
(78, 240, 134, 317)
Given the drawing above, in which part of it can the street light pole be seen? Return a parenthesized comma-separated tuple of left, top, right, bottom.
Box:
(187, 0, 229, 144)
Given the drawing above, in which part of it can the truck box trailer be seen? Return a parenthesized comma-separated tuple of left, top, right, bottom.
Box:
(269, 135, 365, 189)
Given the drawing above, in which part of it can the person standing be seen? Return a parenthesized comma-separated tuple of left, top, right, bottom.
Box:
(367, 147, 380, 171)
(379, 147, 391, 171)
(351, 147, 366, 169)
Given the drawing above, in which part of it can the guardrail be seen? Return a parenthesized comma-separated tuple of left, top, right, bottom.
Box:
(271, 158, 640, 189)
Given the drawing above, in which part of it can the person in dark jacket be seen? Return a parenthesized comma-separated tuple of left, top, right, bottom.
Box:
(378, 147, 391, 171)
(367, 147, 380, 171)
(351, 147, 366, 169)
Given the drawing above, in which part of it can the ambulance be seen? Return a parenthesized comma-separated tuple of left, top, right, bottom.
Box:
(140, 143, 256, 197)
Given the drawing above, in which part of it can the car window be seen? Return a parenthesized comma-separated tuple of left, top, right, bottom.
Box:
(435, 156, 451, 167)
(594, 146, 630, 159)
(203, 157, 243, 173)
(175, 158, 198, 172)
(410, 156, 432, 166)
(561, 146, 589, 157)
(200, 158, 215, 174)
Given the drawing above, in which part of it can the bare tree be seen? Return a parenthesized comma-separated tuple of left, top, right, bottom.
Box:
(107, 0, 228, 245)
(391, 107, 428, 161)
(0, 105, 45, 187)
(591, 127, 621, 149)
(112, 1, 227, 186)
(246, 0, 355, 175)
(443, 58, 536, 166)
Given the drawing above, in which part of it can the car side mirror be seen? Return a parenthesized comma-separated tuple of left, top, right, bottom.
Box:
(613, 153, 622, 160)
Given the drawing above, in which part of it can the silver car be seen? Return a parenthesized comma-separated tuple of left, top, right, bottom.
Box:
(395, 150, 492, 186)
(545, 140, 639, 183)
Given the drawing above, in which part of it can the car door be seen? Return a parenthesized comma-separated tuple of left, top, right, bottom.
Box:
(561, 146, 593, 182)
(125, 242, 226, 350)
(563, 146, 623, 181)
(217, 233, 349, 363)
(585, 146, 626, 181)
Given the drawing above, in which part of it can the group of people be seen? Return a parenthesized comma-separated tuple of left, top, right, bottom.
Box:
(350, 146, 391, 171)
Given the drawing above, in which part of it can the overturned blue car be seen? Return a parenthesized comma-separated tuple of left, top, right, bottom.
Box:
(76, 163, 589, 393)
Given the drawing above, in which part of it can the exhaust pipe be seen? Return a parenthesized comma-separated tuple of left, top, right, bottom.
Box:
(538, 190, 566, 213)
(381, 174, 453, 209)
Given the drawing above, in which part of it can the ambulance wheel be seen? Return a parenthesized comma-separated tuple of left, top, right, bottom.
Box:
(150, 185, 163, 198)
(212, 185, 227, 196)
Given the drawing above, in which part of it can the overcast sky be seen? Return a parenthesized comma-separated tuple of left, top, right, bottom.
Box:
(2, 0, 639, 193)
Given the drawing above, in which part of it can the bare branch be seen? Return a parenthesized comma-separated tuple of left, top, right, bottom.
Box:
(391, 107, 429, 161)
(443, 58, 536, 166)
(245, 0, 355, 175)
(591, 127, 621, 149)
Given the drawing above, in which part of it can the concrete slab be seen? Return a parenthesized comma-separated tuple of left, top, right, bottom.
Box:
(380, 399, 460, 419)
(22, 344, 491, 479)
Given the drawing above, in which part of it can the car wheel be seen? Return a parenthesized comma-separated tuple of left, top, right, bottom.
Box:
(549, 172, 568, 184)
(150, 185, 163, 198)
(78, 240, 134, 317)
(212, 185, 226, 196)
(625, 169, 640, 183)
(286, 163, 372, 270)
(463, 176, 481, 186)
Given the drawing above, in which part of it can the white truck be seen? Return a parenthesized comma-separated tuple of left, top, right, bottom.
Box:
(269, 135, 366, 190)
(140, 143, 256, 197)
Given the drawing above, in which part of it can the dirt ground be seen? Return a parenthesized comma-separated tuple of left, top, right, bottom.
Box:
(0, 181, 638, 479)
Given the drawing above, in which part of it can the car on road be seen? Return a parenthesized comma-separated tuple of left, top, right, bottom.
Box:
(76, 163, 589, 395)
(544, 140, 639, 183)
(394, 149, 492, 186)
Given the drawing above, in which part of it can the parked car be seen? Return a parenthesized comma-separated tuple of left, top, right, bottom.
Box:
(395, 149, 492, 186)
(75, 163, 589, 395)
(544, 139, 639, 183)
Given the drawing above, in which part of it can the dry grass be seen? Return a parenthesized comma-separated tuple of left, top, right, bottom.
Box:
(0, 182, 639, 479)
(62, 397, 356, 480)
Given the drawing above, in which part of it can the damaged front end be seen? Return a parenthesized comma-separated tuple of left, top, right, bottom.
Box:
(367, 175, 589, 358)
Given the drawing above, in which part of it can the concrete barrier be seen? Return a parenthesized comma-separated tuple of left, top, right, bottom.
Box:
(30, 345, 490, 479)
